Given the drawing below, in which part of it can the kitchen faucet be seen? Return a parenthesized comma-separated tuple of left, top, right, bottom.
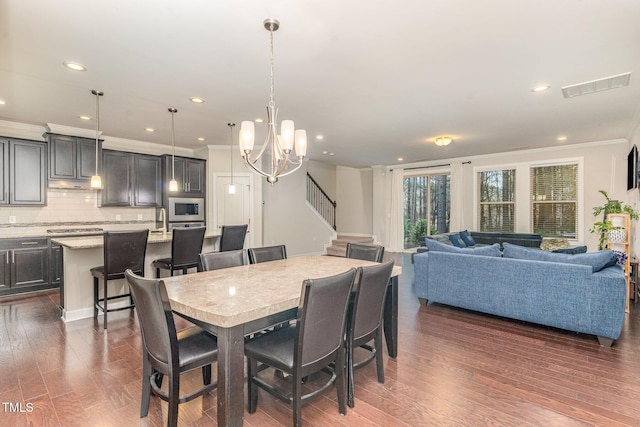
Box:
(157, 208, 167, 232)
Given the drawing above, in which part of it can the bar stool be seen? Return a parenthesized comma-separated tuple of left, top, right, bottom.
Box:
(152, 227, 206, 277)
(90, 229, 149, 329)
(219, 225, 248, 252)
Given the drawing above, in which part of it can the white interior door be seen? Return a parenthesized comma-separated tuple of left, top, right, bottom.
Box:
(214, 174, 252, 246)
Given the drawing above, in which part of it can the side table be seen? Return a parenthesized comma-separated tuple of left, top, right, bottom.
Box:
(630, 258, 638, 302)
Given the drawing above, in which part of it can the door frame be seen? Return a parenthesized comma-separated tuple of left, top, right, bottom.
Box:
(212, 172, 256, 248)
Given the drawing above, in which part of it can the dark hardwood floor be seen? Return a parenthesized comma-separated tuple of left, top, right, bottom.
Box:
(2, 252, 640, 426)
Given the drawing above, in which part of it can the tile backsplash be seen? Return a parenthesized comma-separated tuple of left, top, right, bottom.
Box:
(0, 189, 156, 235)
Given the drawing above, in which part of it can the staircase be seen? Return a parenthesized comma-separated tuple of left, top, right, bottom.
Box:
(326, 235, 375, 257)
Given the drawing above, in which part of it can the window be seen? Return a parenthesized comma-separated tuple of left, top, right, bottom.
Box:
(403, 174, 450, 248)
(530, 164, 577, 238)
(478, 169, 515, 232)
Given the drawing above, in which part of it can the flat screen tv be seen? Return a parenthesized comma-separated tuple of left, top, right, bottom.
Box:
(628, 144, 638, 190)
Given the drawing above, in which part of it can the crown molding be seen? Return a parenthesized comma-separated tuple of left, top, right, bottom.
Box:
(45, 123, 100, 139)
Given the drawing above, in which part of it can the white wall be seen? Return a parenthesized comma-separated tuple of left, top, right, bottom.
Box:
(262, 161, 336, 256)
(336, 166, 373, 236)
(307, 161, 337, 201)
(376, 139, 630, 252)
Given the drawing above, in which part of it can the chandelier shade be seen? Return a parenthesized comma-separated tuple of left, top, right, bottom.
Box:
(240, 18, 307, 184)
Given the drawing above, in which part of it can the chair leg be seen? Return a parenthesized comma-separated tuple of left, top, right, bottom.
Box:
(182, 268, 187, 275)
(202, 364, 211, 385)
(155, 372, 164, 389)
(293, 373, 303, 427)
(335, 348, 347, 415)
(247, 358, 258, 413)
(140, 355, 152, 417)
(93, 277, 99, 319)
(103, 278, 108, 329)
(155, 267, 160, 278)
(347, 339, 355, 408)
(375, 330, 385, 383)
(167, 372, 180, 427)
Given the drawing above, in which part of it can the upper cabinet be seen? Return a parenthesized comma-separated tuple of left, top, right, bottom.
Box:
(46, 133, 101, 186)
(101, 150, 162, 207)
(0, 137, 47, 206)
(162, 155, 206, 197)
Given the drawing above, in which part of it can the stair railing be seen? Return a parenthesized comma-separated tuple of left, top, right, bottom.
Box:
(306, 173, 337, 230)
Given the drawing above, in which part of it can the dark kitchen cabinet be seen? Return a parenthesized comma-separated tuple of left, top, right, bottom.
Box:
(0, 238, 51, 296)
(101, 150, 161, 207)
(0, 137, 47, 206)
(162, 155, 206, 197)
(46, 133, 101, 182)
(50, 243, 62, 287)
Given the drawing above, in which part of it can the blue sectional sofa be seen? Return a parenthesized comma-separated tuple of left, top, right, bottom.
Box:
(413, 241, 626, 346)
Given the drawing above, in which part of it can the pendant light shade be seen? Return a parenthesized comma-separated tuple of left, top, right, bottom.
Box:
(168, 108, 178, 192)
(90, 90, 103, 189)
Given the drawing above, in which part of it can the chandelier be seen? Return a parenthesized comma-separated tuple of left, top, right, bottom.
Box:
(239, 19, 307, 184)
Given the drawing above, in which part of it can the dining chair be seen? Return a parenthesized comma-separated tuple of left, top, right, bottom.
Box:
(90, 229, 149, 329)
(125, 270, 218, 427)
(199, 249, 248, 271)
(152, 227, 206, 277)
(347, 260, 394, 407)
(248, 244, 287, 264)
(244, 268, 356, 427)
(219, 224, 248, 252)
(345, 242, 384, 262)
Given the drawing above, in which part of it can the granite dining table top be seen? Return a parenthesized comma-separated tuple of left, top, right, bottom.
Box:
(162, 255, 402, 328)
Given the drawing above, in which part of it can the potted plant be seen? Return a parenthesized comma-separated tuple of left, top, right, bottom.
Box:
(590, 190, 639, 249)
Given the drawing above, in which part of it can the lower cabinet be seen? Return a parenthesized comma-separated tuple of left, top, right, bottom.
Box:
(0, 238, 58, 296)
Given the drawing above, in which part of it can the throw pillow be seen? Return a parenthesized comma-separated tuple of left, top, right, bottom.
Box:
(424, 238, 501, 257)
(448, 234, 467, 248)
(502, 242, 616, 273)
(553, 246, 588, 254)
(459, 230, 476, 246)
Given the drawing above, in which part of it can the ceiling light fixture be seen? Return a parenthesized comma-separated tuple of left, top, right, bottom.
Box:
(78, 115, 91, 121)
(197, 137, 205, 141)
(227, 123, 236, 195)
(64, 61, 86, 71)
(239, 18, 307, 184)
(145, 128, 155, 132)
(90, 90, 103, 189)
(168, 108, 179, 192)
(557, 136, 567, 141)
(190, 97, 205, 104)
(0, 100, 6, 105)
(531, 84, 551, 92)
(434, 136, 453, 146)
(315, 135, 324, 141)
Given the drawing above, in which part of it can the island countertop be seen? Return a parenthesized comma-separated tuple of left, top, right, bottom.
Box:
(52, 231, 221, 249)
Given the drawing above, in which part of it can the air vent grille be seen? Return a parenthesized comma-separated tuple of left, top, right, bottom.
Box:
(562, 72, 631, 98)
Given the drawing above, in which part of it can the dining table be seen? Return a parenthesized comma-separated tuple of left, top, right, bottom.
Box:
(162, 254, 402, 427)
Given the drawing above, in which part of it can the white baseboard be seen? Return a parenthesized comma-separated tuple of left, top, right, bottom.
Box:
(61, 300, 133, 323)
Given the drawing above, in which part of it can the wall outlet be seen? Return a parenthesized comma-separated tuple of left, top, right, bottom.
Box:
(115, 215, 121, 221)
(8, 216, 16, 224)
(137, 214, 143, 221)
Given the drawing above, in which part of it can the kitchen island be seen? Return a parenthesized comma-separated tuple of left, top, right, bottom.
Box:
(52, 230, 220, 322)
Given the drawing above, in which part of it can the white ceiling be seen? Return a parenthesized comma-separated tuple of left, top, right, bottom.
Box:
(1, 0, 639, 168)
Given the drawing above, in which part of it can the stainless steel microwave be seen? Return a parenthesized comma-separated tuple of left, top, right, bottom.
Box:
(168, 197, 205, 223)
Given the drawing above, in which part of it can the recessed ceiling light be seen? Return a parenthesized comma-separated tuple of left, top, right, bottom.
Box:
(397, 157, 403, 161)
(315, 135, 324, 141)
(531, 84, 551, 92)
(144, 128, 155, 132)
(434, 136, 453, 146)
(197, 137, 205, 141)
(0, 100, 6, 105)
(190, 97, 205, 104)
(557, 136, 567, 141)
(322, 151, 328, 155)
(63, 61, 87, 71)
(255, 118, 264, 123)
(329, 152, 335, 156)
(78, 115, 91, 121)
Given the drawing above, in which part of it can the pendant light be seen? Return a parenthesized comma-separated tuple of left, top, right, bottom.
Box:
(90, 90, 103, 189)
(228, 123, 236, 195)
(168, 108, 178, 192)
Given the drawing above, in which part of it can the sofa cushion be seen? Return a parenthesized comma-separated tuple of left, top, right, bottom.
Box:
(424, 239, 501, 257)
(459, 230, 476, 246)
(502, 242, 617, 273)
(448, 233, 467, 248)
(553, 245, 588, 254)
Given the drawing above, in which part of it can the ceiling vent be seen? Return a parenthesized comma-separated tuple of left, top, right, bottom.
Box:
(561, 72, 631, 98)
